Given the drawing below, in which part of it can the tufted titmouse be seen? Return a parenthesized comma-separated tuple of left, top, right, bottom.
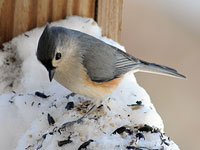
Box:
(36, 24, 185, 127)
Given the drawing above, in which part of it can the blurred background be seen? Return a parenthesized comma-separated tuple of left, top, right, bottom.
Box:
(121, 0, 200, 149)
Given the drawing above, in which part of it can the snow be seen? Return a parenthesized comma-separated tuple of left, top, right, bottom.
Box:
(0, 16, 179, 150)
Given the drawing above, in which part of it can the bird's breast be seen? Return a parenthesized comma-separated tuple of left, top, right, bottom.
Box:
(54, 58, 122, 100)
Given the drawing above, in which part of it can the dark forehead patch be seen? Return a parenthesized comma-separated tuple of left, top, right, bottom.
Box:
(36, 25, 59, 62)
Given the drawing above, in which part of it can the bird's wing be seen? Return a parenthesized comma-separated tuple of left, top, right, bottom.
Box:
(113, 48, 140, 75)
(76, 30, 185, 83)
(78, 34, 139, 82)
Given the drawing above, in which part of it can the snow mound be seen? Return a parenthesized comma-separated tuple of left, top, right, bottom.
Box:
(0, 16, 179, 150)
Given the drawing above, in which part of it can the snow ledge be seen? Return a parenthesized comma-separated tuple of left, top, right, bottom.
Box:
(0, 16, 179, 150)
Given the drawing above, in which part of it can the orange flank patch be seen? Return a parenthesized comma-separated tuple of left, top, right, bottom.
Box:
(84, 73, 123, 92)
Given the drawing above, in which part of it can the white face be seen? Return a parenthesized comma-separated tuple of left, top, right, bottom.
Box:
(52, 37, 80, 68)
(51, 38, 69, 68)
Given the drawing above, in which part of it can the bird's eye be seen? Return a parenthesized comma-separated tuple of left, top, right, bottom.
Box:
(55, 52, 62, 60)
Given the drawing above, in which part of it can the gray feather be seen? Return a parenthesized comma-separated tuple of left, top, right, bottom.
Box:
(74, 33, 140, 82)
(74, 31, 185, 81)
(37, 24, 57, 62)
(137, 60, 186, 79)
(77, 35, 118, 82)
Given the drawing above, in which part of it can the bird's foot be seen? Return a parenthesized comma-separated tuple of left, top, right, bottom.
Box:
(58, 104, 96, 132)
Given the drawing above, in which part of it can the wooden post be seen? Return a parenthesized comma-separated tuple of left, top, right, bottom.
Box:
(0, 0, 123, 47)
(97, 0, 123, 43)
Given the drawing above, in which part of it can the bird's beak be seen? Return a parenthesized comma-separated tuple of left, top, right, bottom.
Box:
(48, 68, 56, 82)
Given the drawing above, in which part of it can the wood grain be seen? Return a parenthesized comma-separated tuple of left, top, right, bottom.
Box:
(0, 0, 123, 47)
(0, 0, 15, 47)
(12, 0, 31, 37)
(36, 0, 51, 26)
(97, 0, 123, 43)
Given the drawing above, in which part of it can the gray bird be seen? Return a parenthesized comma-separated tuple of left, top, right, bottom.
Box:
(36, 24, 185, 128)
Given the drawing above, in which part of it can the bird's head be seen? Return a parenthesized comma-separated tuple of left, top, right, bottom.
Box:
(36, 24, 67, 82)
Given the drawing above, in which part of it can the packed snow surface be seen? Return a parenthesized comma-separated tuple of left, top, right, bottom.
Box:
(0, 16, 179, 150)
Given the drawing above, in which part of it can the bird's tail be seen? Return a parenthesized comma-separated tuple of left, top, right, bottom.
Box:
(137, 60, 186, 79)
